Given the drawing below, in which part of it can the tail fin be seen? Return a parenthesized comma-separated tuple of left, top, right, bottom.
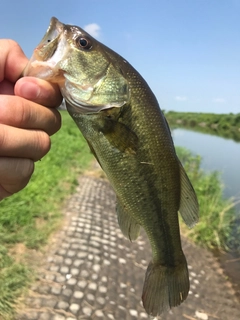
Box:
(142, 256, 189, 317)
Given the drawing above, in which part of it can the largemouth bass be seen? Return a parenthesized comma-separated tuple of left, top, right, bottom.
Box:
(24, 17, 199, 317)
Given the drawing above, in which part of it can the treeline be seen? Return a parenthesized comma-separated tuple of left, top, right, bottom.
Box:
(164, 111, 240, 142)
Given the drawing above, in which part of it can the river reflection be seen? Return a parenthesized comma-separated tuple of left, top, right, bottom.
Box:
(172, 128, 240, 213)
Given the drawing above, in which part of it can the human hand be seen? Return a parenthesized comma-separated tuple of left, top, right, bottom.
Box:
(0, 39, 62, 200)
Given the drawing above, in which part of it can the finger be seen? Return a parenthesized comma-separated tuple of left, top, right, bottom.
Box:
(0, 95, 61, 136)
(0, 79, 14, 95)
(0, 39, 28, 83)
(0, 124, 51, 161)
(0, 157, 34, 200)
(15, 77, 62, 108)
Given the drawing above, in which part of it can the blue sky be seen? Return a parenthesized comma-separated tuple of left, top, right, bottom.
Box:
(1, 0, 240, 113)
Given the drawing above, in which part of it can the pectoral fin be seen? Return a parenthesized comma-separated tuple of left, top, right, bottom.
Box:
(103, 119, 138, 155)
(116, 200, 141, 241)
(178, 161, 199, 228)
(85, 138, 104, 169)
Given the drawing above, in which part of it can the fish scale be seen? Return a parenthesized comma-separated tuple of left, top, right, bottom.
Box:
(24, 17, 199, 317)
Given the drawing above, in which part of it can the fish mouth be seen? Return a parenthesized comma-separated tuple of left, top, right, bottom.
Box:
(23, 17, 67, 81)
(35, 17, 63, 61)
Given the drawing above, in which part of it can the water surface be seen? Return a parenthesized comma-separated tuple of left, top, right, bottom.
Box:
(172, 128, 240, 212)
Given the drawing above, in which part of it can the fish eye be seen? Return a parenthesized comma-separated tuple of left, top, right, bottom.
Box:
(77, 37, 92, 50)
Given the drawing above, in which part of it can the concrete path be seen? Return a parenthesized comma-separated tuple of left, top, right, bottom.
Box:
(16, 175, 240, 320)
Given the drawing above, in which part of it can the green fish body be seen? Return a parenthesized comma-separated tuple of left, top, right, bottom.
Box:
(24, 17, 199, 316)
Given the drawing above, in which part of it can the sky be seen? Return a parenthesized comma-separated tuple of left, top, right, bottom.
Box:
(1, 0, 240, 114)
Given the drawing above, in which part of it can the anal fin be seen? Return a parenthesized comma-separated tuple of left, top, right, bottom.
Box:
(116, 201, 140, 241)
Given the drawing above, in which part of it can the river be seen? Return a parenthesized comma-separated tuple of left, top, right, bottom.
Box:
(172, 128, 240, 213)
(172, 127, 240, 298)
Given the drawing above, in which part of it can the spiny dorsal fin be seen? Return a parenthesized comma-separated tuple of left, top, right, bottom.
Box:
(178, 160, 199, 228)
(116, 200, 141, 241)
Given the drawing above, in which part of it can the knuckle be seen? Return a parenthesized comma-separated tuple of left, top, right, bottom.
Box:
(5, 39, 20, 50)
(0, 95, 31, 128)
(36, 130, 51, 159)
(16, 97, 36, 128)
(19, 99, 32, 126)
(16, 158, 34, 181)
(0, 124, 6, 149)
(49, 110, 62, 136)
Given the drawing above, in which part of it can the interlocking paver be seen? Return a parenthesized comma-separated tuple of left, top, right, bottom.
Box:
(16, 175, 240, 320)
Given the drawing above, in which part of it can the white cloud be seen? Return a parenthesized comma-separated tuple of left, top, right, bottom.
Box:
(212, 98, 226, 103)
(83, 23, 101, 39)
(175, 96, 188, 101)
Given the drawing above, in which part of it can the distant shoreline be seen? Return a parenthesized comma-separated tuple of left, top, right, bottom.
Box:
(164, 111, 240, 142)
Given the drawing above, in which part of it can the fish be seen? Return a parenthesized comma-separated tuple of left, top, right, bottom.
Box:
(24, 17, 199, 317)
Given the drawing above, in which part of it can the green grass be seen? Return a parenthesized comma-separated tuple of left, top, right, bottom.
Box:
(0, 245, 32, 320)
(0, 110, 93, 318)
(176, 146, 240, 252)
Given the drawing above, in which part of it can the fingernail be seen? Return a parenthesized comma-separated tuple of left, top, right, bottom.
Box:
(19, 81, 41, 100)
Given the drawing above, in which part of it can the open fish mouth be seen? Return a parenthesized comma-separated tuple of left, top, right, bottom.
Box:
(23, 17, 68, 81)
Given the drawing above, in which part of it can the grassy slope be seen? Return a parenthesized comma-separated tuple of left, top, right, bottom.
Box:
(0, 111, 92, 318)
(176, 146, 239, 252)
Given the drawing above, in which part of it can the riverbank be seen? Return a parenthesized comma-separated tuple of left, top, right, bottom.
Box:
(176, 146, 240, 253)
(175, 139, 240, 305)
(165, 111, 240, 142)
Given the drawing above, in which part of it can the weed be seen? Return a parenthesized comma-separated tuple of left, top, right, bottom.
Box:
(176, 147, 240, 252)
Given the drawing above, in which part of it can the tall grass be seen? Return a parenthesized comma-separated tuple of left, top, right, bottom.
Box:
(0, 245, 31, 319)
(176, 146, 239, 252)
